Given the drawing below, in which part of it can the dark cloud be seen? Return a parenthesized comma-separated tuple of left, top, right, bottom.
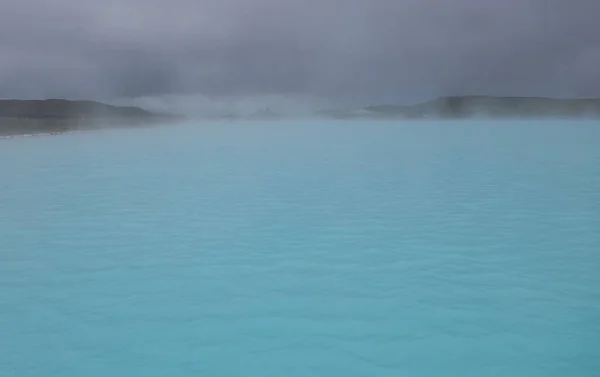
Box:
(1, 0, 599, 107)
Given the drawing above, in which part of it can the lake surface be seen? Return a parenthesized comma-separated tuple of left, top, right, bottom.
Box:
(1, 120, 599, 376)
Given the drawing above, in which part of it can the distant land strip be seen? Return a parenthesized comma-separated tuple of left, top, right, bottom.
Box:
(0, 99, 182, 137)
(2, 96, 600, 137)
(318, 96, 600, 119)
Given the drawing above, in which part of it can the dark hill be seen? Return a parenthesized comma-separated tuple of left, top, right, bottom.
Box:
(320, 96, 600, 119)
(0, 99, 182, 136)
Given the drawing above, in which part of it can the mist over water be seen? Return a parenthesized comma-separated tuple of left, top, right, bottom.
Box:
(3, 0, 599, 374)
(1, 120, 599, 376)
(3, 1, 600, 102)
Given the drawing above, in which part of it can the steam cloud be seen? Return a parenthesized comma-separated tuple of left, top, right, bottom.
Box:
(1, 0, 599, 113)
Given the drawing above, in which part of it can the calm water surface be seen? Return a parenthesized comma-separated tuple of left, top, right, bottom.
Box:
(1, 121, 599, 376)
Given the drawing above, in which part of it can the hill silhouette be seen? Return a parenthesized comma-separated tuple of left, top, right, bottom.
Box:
(320, 96, 600, 119)
(0, 99, 182, 136)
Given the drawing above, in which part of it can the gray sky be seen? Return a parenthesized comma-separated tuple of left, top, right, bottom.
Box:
(1, 0, 599, 109)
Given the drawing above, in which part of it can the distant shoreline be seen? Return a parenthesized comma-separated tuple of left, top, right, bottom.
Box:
(0, 99, 182, 137)
(0, 130, 75, 140)
(318, 96, 600, 119)
(2, 96, 600, 137)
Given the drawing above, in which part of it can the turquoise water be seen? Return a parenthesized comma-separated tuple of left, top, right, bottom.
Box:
(1, 120, 599, 376)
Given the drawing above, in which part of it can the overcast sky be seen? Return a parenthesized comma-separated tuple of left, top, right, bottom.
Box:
(1, 0, 599, 109)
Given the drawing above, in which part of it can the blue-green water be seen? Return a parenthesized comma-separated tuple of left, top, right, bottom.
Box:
(1, 121, 599, 376)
